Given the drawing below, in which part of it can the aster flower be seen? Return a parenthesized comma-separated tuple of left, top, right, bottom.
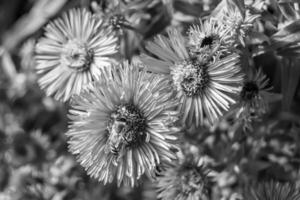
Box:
(35, 8, 118, 102)
(141, 29, 243, 127)
(188, 18, 234, 60)
(234, 68, 271, 130)
(66, 61, 180, 187)
(157, 155, 212, 200)
(219, 1, 260, 46)
(244, 181, 300, 200)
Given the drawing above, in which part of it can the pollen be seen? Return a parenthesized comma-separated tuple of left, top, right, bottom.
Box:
(61, 40, 93, 71)
(172, 60, 210, 97)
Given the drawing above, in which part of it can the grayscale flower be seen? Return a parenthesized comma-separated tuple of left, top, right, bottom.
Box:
(141, 29, 243, 127)
(188, 18, 234, 60)
(66, 61, 180, 187)
(220, 2, 259, 46)
(244, 181, 300, 200)
(235, 68, 271, 130)
(157, 155, 212, 200)
(35, 8, 118, 102)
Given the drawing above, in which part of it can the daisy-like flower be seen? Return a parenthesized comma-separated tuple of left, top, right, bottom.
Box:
(219, 2, 259, 46)
(244, 181, 300, 200)
(35, 8, 118, 102)
(141, 29, 243, 127)
(235, 68, 271, 130)
(66, 61, 180, 187)
(188, 18, 234, 60)
(157, 155, 212, 200)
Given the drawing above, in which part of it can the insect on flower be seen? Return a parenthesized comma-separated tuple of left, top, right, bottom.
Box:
(66, 61, 180, 187)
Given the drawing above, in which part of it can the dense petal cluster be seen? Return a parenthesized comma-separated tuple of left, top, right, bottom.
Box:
(35, 9, 118, 101)
(188, 18, 234, 59)
(235, 68, 271, 130)
(141, 29, 243, 127)
(220, 2, 260, 45)
(66, 61, 180, 187)
(157, 156, 211, 200)
(244, 181, 300, 200)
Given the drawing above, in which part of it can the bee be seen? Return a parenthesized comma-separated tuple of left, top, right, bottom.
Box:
(106, 119, 127, 156)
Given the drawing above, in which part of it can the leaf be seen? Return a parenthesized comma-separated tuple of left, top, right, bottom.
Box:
(241, 159, 271, 176)
(173, 0, 205, 17)
(278, 0, 300, 3)
(248, 31, 271, 45)
(142, 4, 172, 39)
(271, 19, 300, 49)
(226, 0, 246, 17)
(278, 3, 299, 21)
(2, 0, 67, 51)
(280, 58, 300, 111)
(0, 49, 17, 80)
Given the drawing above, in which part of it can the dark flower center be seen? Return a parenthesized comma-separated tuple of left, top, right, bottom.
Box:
(110, 15, 127, 29)
(201, 36, 214, 47)
(107, 104, 146, 154)
(180, 61, 210, 97)
(62, 40, 93, 72)
(241, 81, 259, 101)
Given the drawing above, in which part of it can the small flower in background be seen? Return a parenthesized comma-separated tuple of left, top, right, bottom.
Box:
(66, 61, 180, 187)
(7, 165, 52, 200)
(142, 29, 243, 127)
(234, 68, 271, 131)
(244, 181, 300, 200)
(217, 0, 260, 46)
(35, 8, 118, 102)
(6, 130, 48, 167)
(157, 154, 212, 200)
(188, 18, 234, 60)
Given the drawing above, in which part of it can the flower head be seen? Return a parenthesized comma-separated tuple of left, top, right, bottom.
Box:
(35, 8, 118, 102)
(235, 68, 271, 130)
(66, 61, 180, 187)
(141, 29, 243, 127)
(244, 181, 300, 200)
(157, 155, 212, 200)
(220, 2, 259, 46)
(188, 18, 234, 60)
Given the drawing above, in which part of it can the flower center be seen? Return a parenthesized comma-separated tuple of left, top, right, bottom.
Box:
(172, 60, 210, 97)
(61, 40, 93, 71)
(241, 81, 259, 101)
(200, 36, 214, 47)
(107, 104, 146, 155)
(110, 15, 127, 29)
(178, 164, 207, 196)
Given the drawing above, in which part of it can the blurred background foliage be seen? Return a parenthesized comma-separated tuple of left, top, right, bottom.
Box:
(0, 0, 300, 199)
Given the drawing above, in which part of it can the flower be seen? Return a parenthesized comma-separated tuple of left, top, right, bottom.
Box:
(157, 155, 212, 200)
(66, 61, 180, 187)
(35, 8, 118, 102)
(234, 68, 271, 130)
(141, 29, 243, 127)
(244, 181, 300, 200)
(219, 1, 259, 46)
(187, 18, 234, 60)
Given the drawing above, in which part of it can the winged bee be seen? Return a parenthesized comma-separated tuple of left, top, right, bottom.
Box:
(106, 119, 128, 156)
